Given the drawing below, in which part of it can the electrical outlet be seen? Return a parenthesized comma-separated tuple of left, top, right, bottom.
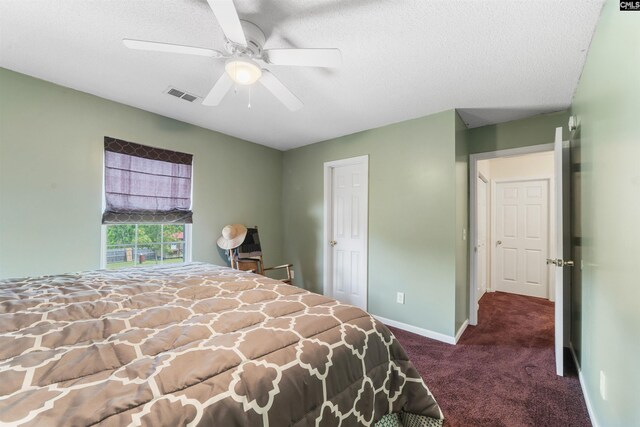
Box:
(463, 228, 467, 241)
(600, 371, 607, 400)
(291, 270, 295, 279)
(396, 292, 405, 304)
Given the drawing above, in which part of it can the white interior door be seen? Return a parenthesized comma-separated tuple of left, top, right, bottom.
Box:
(476, 175, 489, 301)
(552, 126, 571, 377)
(327, 159, 368, 310)
(494, 179, 549, 298)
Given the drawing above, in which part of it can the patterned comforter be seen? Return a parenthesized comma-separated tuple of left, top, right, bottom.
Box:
(0, 263, 443, 426)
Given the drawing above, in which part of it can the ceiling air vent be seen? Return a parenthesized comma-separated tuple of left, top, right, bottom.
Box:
(167, 88, 185, 98)
(164, 87, 199, 103)
(181, 93, 197, 102)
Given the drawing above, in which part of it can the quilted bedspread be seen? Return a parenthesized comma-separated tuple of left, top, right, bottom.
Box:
(0, 263, 443, 426)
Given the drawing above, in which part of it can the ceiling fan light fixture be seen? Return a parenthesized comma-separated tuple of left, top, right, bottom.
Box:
(225, 58, 262, 85)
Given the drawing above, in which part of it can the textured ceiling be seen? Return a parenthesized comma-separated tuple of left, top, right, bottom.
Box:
(0, 0, 604, 150)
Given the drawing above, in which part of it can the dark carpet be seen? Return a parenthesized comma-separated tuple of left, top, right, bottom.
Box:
(390, 292, 591, 427)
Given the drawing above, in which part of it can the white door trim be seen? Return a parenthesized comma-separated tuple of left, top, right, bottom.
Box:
(323, 155, 369, 309)
(476, 172, 489, 302)
(468, 144, 553, 325)
(490, 176, 552, 298)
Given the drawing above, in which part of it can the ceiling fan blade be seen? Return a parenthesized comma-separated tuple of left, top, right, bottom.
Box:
(202, 73, 234, 106)
(259, 70, 303, 111)
(206, 0, 247, 47)
(123, 39, 224, 58)
(264, 48, 342, 68)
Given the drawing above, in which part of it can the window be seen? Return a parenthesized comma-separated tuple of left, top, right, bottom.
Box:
(105, 224, 189, 269)
(102, 137, 193, 269)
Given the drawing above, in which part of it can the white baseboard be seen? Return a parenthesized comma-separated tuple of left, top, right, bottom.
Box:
(455, 319, 469, 343)
(569, 343, 599, 427)
(373, 315, 456, 345)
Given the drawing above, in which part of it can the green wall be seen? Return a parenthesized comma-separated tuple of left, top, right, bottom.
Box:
(282, 110, 459, 337)
(467, 110, 569, 154)
(570, 1, 640, 425)
(454, 112, 469, 333)
(0, 68, 284, 279)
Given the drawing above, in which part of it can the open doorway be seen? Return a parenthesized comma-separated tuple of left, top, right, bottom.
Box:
(475, 150, 556, 302)
(470, 130, 575, 379)
(469, 144, 556, 325)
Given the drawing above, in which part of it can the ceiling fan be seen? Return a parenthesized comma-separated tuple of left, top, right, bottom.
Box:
(123, 0, 342, 111)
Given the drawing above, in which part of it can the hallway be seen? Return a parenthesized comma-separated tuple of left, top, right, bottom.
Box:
(390, 292, 590, 426)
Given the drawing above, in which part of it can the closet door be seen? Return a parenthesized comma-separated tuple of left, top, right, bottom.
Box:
(494, 179, 549, 299)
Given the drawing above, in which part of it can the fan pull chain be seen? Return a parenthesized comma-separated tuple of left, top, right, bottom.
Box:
(248, 86, 252, 109)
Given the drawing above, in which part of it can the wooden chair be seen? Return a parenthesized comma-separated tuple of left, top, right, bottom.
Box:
(229, 226, 293, 284)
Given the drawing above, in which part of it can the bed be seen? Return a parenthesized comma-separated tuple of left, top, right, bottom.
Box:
(0, 263, 443, 426)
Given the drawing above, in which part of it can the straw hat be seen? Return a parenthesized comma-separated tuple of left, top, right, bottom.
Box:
(217, 224, 247, 250)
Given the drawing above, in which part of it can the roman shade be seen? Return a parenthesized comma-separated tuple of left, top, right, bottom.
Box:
(102, 137, 193, 224)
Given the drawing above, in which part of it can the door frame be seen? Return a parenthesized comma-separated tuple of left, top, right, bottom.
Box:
(490, 176, 552, 299)
(468, 144, 553, 325)
(323, 155, 369, 309)
(476, 172, 489, 301)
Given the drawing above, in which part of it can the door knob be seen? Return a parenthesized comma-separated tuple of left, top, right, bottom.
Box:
(329, 240, 337, 247)
(496, 240, 502, 245)
(547, 258, 574, 267)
